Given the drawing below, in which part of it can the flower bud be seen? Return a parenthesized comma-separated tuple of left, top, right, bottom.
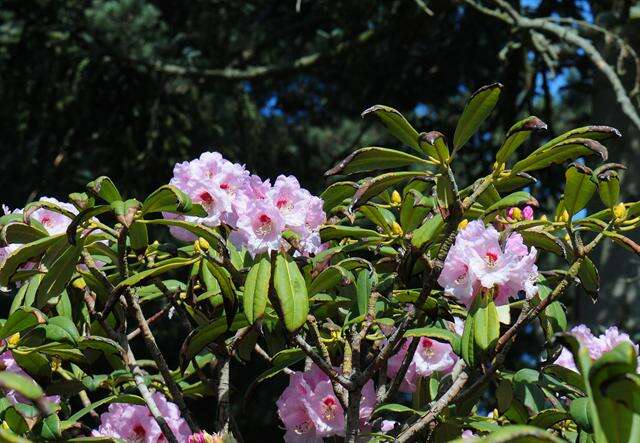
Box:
(522, 205, 534, 220)
(50, 356, 61, 372)
(508, 207, 522, 221)
(391, 190, 402, 206)
(197, 237, 211, 251)
(558, 209, 570, 223)
(7, 333, 19, 348)
(540, 214, 548, 222)
(458, 219, 469, 231)
(391, 221, 403, 236)
(613, 203, 627, 222)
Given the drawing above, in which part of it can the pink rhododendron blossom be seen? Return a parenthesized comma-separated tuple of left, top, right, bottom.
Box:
(461, 429, 477, 439)
(0, 351, 60, 405)
(29, 197, 78, 235)
(522, 206, 534, 220)
(166, 151, 326, 257)
(380, 420, 397, 432)
(385, 336, 458, 393)
(92, 391, 191, 442)
(276, 365, 374, 442)
(556, 325, 639, 372)
(438, 220, 538, 307)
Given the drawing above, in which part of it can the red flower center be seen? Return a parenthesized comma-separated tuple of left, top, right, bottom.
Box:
(199, 191, 214, 205)
(220, 183, 230, 190)
(259, 214, 271, 223)
(321, 396, 338, 420)
(485, 252, 498, 266)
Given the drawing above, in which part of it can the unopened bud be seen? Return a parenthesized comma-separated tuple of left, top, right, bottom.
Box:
(1, 421, 9, 431)
(7, 333, 19, 348)
(391, 190, 402, 206)
(391, 222, 403, 236)
(72, 277, 86, 290)
(197, 237, 210, 251)
(458, 219, 469, 231)
(51, 356, 61, 371)
(493, 162, 505, 173)
(613, 203, 627, 222)
(508, 207, 522, 221)
(564, 233, 571, 242)
(540, 214, 548, 222)
(558, 209, 570, 223)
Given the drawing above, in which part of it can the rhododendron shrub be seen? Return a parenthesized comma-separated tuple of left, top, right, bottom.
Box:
(1, 83, 640, 442)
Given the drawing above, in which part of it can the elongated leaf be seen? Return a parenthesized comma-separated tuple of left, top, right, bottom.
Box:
(494, 172, 537, 194)
(139, 218, 224, 249)
(519, 229, 565, 257)
(564, 164, 596, 216)
(66, 205, 111, 245)
(0, 234, 63, 286)
(405, 326, 461, 355)
(35, 240, 83, 307)
(1, 222, 47, 245)
(63, 394, 144, 428)
(116, 257, 199, 289)
(411, 214, 444, 249)
(352, 171, 428, 208)
(361, 105, 421, 153)
(319, 181, 358, 212)
(309, 265, 352, 295)
(496, 116, 547, 165)
(319, 225, 382, 242)
(181, 315, 247, 363)
(0, 372, 43, 400)
(86, 176, 122, 203)
(325, 147, 430, 176)
(129, 221, 149, 253)
(355, 270, 372, 316)
(578, 256, 599, 301)
(474, 297, 499, 351)
(418, 131, 450, 163)
(0, 307, 47, 339)
(141, 185, 206, 216)
(274, 254, 309, 332)
(536, 125, 621, 155)
(483, 191, 538, 215)
(461, 311, 476, 368)
(205, 261, 237, 327)
(243, 258, 271, 324)
(453, 83, 503, 151)
(470, 424, 564, 442)
(511, 138, 608, 173)
(595, 166, 622, 208)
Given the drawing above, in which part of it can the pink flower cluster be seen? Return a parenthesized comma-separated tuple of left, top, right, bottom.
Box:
(167, 152, 326, 257)
(556, 325, 639, 372)
(438, 220, 539, 307)
(1, 197, 78, 268)
(386, 336, 458, 393)
(0, 351, 60, 405)
(92, 392, 191, 442)
(276, 364, 375, 442)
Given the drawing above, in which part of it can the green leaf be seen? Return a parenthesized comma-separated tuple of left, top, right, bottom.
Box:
(116, 257, 199, 289)
(319, 181, 358, 212)
(528, 409, 570, 429)
(274, 254, 309, 332)
(494, 172, 537, 194)
(325, 147, 431, 176)
(78, 336, 123, 356)
(0, 372, 43, 400)
(536, 125, 621, 154)
(359, 205, 392, 233)
(41, 316, 80, 344)
(569, 397, 593, 432)
(139, 218, 224, 249)
(373, 403, 420, 415)
(578, 257, 599, 302)
(400, 190, 433, 232)
(141, 184, 206, 216)
(35, 240, 83, 308)
(496, 116, 547, 165)
(355, 270, 372, 317)
(309, 265, 352, 295)
(511, 138, 608, 174)
(474, 296, 500, 351)
(483, 191, 537, 215)
(1, 222, 48, 245)
(205, 261, 237, 327)
(86, 176, 122, 203)
(453, 82, 503, 151)
(243, 258, 271, 324)
(564, 164, 597, 216)
(405, 326, 461, 355)
(461, 311, 476, 368)
(411, 214, 444, 249)
(352, 171, 429, 208)
(36, 414, 62, 439)
(181, 316, 243, 363)
(66, 206, 112, 245)
(0, 307, 47, 340)
(129, 220, 149, 252)
(361, 105, 421, 154)
(252, 348, 306, 385)
(519, 229, 565, 258)
(595, 165, 624, 208)
(0, 234, 64, 287)
(320, 225, 382, 242)
(418, 131, 450, 163)
(63, 394, 145, 428)
(470, 425, 564, 442)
